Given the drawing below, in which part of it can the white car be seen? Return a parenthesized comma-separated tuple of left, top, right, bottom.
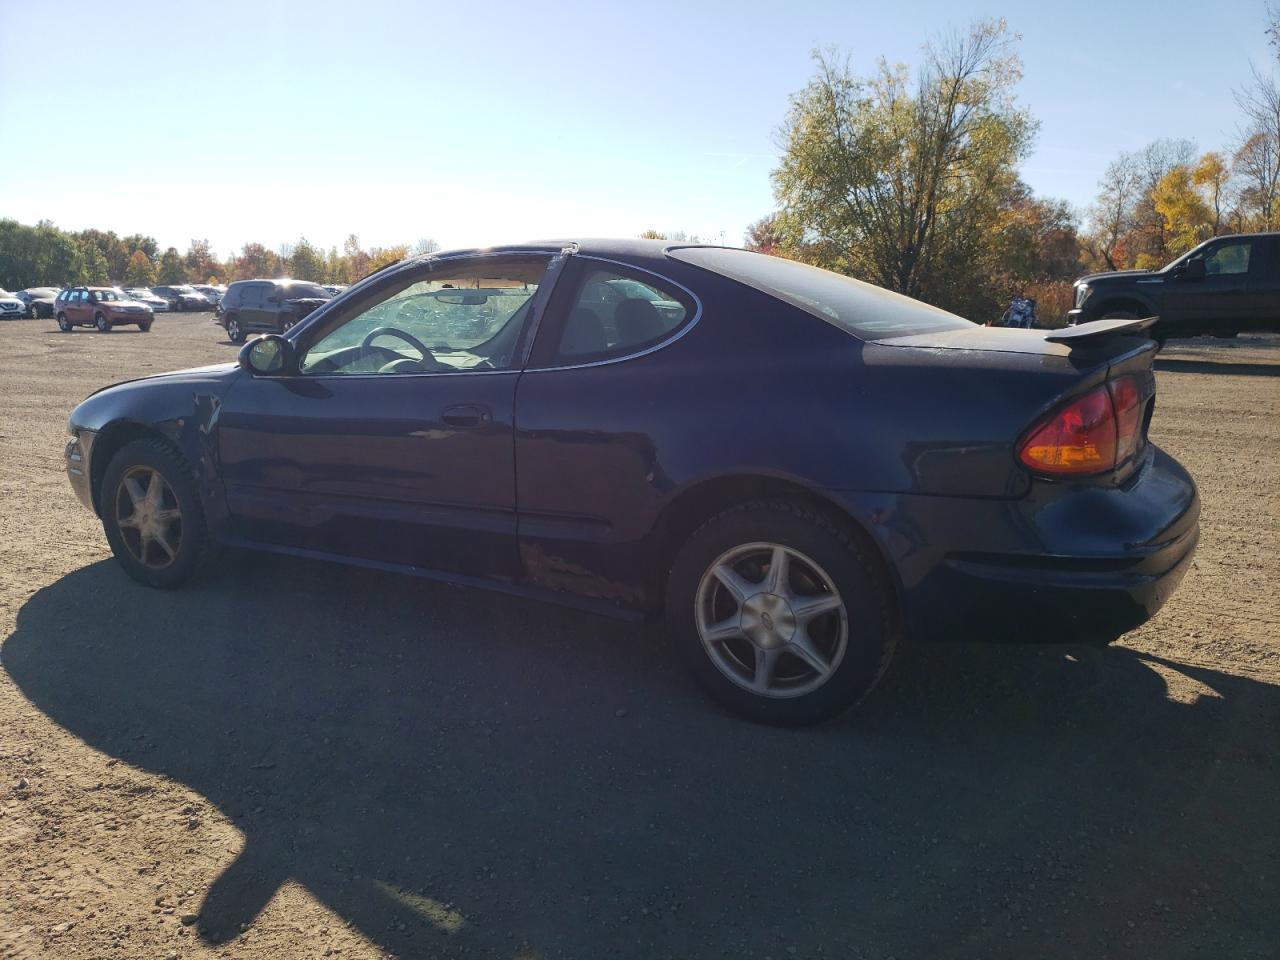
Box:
(124, 288, 171, 312)
(191, 284, 225, 305)
(0, 288, 27, 320)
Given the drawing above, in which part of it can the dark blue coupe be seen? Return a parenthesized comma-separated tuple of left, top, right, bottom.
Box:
(64, 240, 1199, 723)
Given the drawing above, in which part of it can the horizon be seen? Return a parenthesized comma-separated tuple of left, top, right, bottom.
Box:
(0, 0, 1270, 259)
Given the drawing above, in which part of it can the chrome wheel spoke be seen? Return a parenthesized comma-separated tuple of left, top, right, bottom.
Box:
(791, 592, 842, 623)
(152, 527, 177, 560)
(762, 545, 789, 594)
(123, 476, 147, 508)
(117, 513, 141, 529)
(145, 471, 165, 508)
(788, 628, 831, 677)
(702, 617, 744, 644)
(752, 647, 780, 692)
(153, 507, 181, 523)
(712, 563, 756, 604)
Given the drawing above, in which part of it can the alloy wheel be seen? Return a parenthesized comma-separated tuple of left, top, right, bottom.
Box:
(113, 466, 183, 569)
(695, 542, 848, 699)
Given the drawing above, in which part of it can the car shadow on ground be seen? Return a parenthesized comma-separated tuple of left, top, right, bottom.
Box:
(4, 556, 1278, 959)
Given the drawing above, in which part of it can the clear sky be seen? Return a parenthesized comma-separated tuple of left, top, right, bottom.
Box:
(0, 0, 1270, 258)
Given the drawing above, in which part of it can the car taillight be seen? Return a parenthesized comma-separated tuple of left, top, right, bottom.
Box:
(1017, 375, 1143, 476)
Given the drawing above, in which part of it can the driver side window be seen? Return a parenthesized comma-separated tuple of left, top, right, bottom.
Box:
(1200, 242, 1251, 276)
(299, 257, 548, 376)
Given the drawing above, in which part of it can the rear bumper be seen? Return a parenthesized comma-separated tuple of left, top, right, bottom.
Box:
(826, 445, 1200, 644)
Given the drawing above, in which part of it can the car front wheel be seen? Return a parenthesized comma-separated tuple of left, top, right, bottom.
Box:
(100, 439, 209, 588)
(666, 500, 897, 725)
(95, 313, 110, 332)
(138, 321, 152, 332)
(56, 313, 71, 332)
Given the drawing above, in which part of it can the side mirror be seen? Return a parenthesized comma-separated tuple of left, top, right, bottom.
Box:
(1177, 259, 1206, 280)
(238, 334, 295, 376)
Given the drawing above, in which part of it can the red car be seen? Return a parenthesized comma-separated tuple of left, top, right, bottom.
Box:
(55, 287, 155, 332)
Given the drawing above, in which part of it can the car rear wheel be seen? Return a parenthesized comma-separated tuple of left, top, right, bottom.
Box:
(138, 321, 152, 332)
(101, 439, 209, 588)
(226, 316, 244, 343)
(95, 312, 110, 332)
(56, 313, 71, 332)
(666, 500, 897, 725)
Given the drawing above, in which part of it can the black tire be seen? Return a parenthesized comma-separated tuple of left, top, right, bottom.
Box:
(138, 322, 152, 332)
(226, 316, 244, 343)
(26, 303, 37, 319)
(665, 500, 898, 726)
(174, 299, 185, 312)
(95, 312, 110, 332)
(100, 439, 209, 589)
(56, 313, 72, 332)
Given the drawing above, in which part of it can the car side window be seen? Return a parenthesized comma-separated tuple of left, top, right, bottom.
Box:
(298, 256, 548, 376)
(551, 265, 690, 363)
(1200, 242, 1251, 276)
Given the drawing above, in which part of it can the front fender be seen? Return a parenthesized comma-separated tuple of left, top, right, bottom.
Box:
(69, 365, 241, 529)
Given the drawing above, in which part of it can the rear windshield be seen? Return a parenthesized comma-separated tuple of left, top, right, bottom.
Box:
(668, 246, 973, 340)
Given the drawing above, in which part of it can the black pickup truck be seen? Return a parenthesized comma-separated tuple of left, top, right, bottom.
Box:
(1068, 232, 1280, 343)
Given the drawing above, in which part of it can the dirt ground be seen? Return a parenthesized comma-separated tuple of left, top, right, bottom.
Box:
(0, 314, 1276, 960)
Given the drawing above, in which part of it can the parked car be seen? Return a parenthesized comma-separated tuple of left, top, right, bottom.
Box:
(152, 284, 211, 312)
(215, 278, 332, 342)
(15, 287, 61, 318)
(0, 288, 27, 320)
(63, 240, 1199, 725)
(124, 288, 171, 312)
(191, 283, 225, 305)
(1068, 232, 1280, 343)
(54, 286, 154, 332)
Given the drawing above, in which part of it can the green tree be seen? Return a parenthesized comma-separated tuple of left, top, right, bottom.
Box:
(287, 236, 325, 281)
(157, 247, 186, 284)
(772, 20, 1035, 318)
(80, 239, 111, 284)
(122, 234, 159, 260)
(229, 242, 281, 280)
(124, 250, 157, 287)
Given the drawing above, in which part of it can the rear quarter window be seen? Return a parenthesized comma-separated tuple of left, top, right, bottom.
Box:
(668, 246, 973, 340)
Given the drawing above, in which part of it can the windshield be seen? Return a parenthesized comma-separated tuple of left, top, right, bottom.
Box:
(281, 282, 331, 300)
(669, 246, 972, 339)
(93, 290, 123, 302)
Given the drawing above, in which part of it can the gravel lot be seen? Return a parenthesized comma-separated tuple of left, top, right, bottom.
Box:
(0, 313, 1277, 960)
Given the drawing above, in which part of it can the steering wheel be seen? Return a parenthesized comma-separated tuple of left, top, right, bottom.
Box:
(361, 326, 433, 360)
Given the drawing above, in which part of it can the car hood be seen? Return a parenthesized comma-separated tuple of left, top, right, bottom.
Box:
(1076, 268, 1158, 284)
(86, 361, 240, 399)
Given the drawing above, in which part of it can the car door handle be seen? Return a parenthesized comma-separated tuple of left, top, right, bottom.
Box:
(441, 404, 492, 428)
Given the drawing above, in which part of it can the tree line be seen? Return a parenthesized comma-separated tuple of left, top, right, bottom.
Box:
(735, 15, 1280, 324)
(0, 221, 439, 291)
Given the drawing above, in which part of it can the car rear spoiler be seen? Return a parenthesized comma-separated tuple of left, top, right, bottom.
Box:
(1044, 315, 1157, 345)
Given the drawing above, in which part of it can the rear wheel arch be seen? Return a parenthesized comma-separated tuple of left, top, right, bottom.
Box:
(650, 474, 901, 624)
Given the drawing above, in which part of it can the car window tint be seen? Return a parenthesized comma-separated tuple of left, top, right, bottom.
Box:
(555, 267, 688, 361)
(1201, 242, 1251, 276)
(299, 257, 547, 376)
